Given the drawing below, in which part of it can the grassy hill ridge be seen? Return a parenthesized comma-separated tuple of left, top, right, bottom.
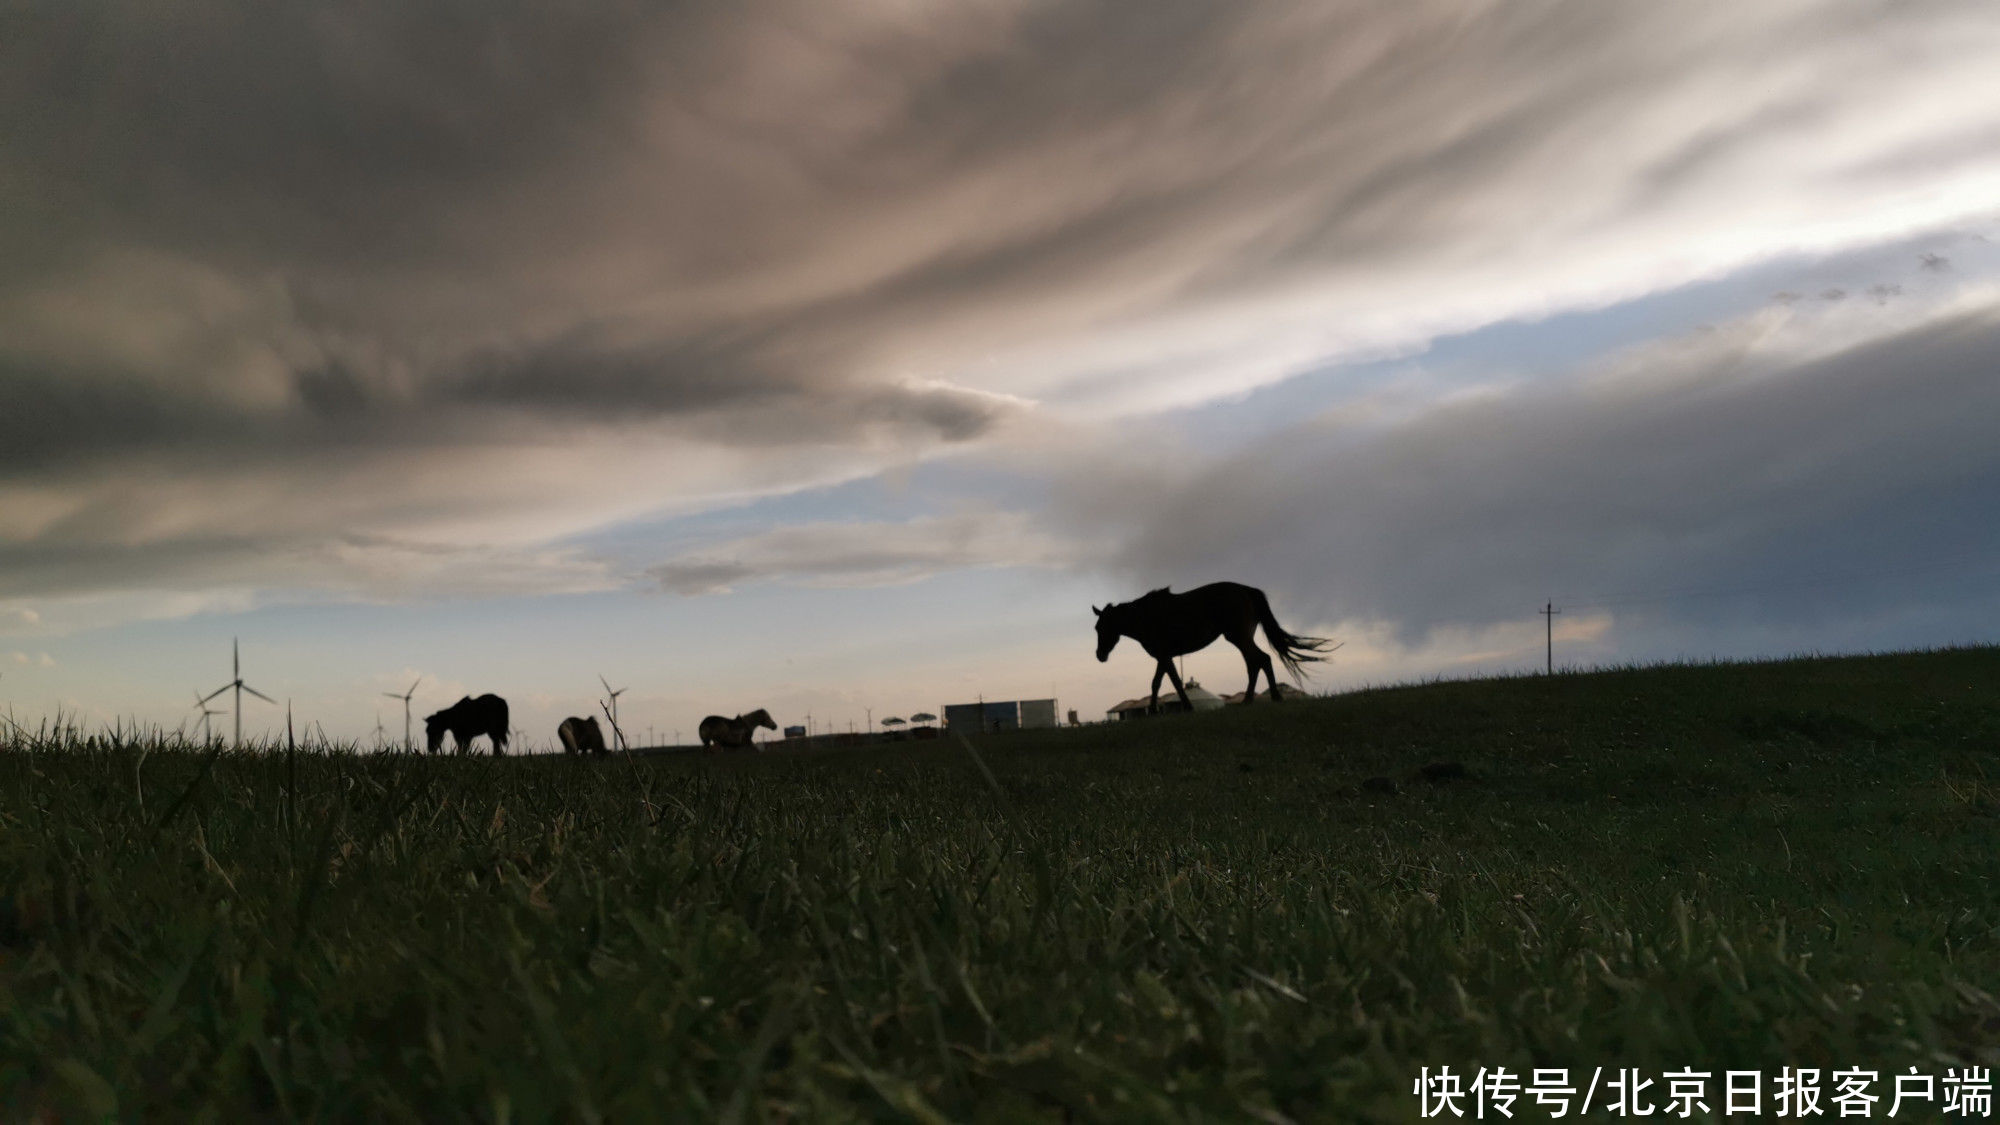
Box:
(3, 647, 1998, 1120)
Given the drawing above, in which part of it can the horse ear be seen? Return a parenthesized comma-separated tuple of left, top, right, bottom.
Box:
(1091, 604, 1103, 616)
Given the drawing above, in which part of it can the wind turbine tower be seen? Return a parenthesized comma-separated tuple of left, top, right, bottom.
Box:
(383, 677, 421, 752)
(599, 674, 628, 750)
(191, 689, 223, 746)
(199, 637, 274, 748)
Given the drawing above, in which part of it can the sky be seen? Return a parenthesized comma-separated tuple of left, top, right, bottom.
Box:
(4, 0, 2000, 749)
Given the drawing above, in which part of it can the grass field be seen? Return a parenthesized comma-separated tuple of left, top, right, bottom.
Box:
(4, 648, 2000, 1121)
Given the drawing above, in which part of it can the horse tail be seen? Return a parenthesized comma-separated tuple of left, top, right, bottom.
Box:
(1254, 588, 1335, 681)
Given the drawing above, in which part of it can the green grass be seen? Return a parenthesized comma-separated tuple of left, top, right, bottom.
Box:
(4, 648, 2000, 1121)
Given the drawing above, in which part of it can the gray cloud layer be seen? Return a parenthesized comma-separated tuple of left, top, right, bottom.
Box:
(650, 512, 1069, 595)
(1071, 301, 2000, 644)
(3, 0, 1997, 607)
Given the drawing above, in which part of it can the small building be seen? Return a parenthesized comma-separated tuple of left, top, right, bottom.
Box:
(1106, 680, 1225, 720)
(943, 700, 1019, 733)
(783, 725, 807, 739)
(1018, 699, 1058, 729)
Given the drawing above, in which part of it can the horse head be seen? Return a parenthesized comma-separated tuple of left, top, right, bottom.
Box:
(1094, 601, 1123, 662)
(423, 710, 449, 754)
(744, 708, 776, 730)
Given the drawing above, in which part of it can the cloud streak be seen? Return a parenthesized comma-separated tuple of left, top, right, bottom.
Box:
(650, 512, 1070, 595)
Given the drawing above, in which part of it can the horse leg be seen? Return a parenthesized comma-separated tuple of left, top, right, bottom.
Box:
(1162, 660, 1193, 710)
(1228, 632, 1277, 704)
(1238, 640, 1261, 704)
(1150, 662, 1169, 713)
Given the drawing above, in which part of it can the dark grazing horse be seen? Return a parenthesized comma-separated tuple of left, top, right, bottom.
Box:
(1093, 582, 1335, 714)
(699, 708, 775, 750)
(558, 715, 608, 756)
(425, 694, 510, 756)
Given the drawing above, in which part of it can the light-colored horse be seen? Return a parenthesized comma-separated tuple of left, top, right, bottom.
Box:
(558, 715, 607, 756)
(699, 708, 775, 750)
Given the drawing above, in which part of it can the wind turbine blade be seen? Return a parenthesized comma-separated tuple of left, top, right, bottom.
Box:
(599, 674, 613, 695)
(383, 692, 406, 699)
(241, 684, 276, 704)
(408, 677, 422, 695)
(199, 684, 232, 705)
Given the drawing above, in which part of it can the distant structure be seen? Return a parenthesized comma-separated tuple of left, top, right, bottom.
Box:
(783, 724, 807, 739)
(1106, 679, 1225, 721)
(945, 700, 1018, 733)
(1018, 699, 1057, 729)
(1221, 684, 1309, 704)
(939, 698, 1058, 733)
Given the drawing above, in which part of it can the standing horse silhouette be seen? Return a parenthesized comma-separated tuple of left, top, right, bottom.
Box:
(558, 715, 608, 756)
(1093, 582, 1335, 714)
(425, 694, 510, 756)
(699, 709, 775, 750)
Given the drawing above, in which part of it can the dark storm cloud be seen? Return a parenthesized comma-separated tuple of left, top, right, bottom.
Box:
(0, 363, 213, 473)
(0, 528, 614, 604)
(1076, 305, 2000, 640)
(0, 3, 674, 271)
(2, 0, 1997, 606)
(439, 332, 1024, 443)
(442, 332, 791, 418)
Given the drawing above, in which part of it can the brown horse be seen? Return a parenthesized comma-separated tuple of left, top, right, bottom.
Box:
(699, 708, 775, 750)
(558, 715, 608, 756)
(1093, 582, 1335, 714)
(425, 694, 510, 756)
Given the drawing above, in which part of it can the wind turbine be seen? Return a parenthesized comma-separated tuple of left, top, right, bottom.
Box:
(592, 672, 624, 728)
(382, 676, 421, 752)
(191, 690, 223, 746)
(372, 711, 388, 752)
(199, 637, 274, 749)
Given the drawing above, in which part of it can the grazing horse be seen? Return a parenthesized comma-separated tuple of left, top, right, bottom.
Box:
(558, 715, 608, 756)
(1093, 582, 1335, 714)
(425, 694, 510, 756)
(699, 708, 775, 750)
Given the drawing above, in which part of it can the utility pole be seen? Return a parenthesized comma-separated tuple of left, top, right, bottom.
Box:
(866, 707, 872, 736)
(1540, 601, 1562, 675)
